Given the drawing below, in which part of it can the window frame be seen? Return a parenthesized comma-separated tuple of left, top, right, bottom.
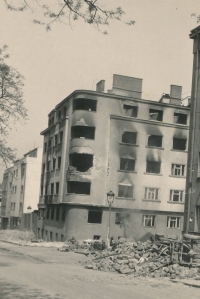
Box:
(169, 190, 184, 202)
(146, 161, 161, 174)
(145, 187, 159, 200)
(118, 184, 133, 199)
(143, 215, 156, 227)
(120, 158, 135, 172)
(171, 164, 185, 176)
(121, 131, 137, 145)
(167, 216, 181, 229)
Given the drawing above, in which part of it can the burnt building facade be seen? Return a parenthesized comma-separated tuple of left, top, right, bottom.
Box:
(38, 74, 190, 242)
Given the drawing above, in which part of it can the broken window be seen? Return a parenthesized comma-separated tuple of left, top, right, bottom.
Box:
(122, 131, 137, 145)
(68, 181, 91, 195)
(173, 138, 187, 151)
(93, 235, 101, 240)
(115, 213, 130, 225)
(71, 126, 95, 140)
(167, 217, 180, 229)
(118, 184, 133, 198)
(123, 105, 138, 117)
(120, 158, 135, 171)
(149, 109, 163, 121)
(70, 153, 93, 172)
(147, 135, 162, 147)
(169, 190, 183, 202)
(88, 210, 102, 223)
(146, 161, 161, 174)
(174, 113, 187, 125)
(143, 215, 155, 227)
(145, 188, 159, 200)
(171, 164, 185, 176)
(73, 98, 97, 112)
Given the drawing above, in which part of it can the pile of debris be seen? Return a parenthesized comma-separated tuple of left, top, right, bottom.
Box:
(58, 237, 106, 252)
(82, 237, 200, 280)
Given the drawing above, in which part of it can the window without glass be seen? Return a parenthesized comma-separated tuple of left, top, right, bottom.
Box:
(51, 183, 54, 195)
(149, 109, 163, 121)
(120, 158, 135, 171)
(169, 190, 183, 202)
(70, 153, 93, 172)
(171, 164, 185, 176)
(68, 181, 91, 195)
(54, 134, 58, 146)
(123, 105, 138, 117)
(118, 184, 133, 198)
(115, 213, 130, 225)
(59, 131, 63, 143)
(45, 185, 48, 195)
(174, 113, 187, 125)
(58, 157, 61, 169)
(143, 215, 155, 227)
(44, 142, 47, 153)
(145, 188, 159, 200)
(73, 98, 97, 112)
(122, 131, 137, 145)
(71, 126, 95, 139)
(146, 161, 161, 174)
(58, 110, 62, 120)
(88, 211, 102, 223)
(53, 159, 56, 170)
(47, 161, 50, 172)
(147, 135, 162, 147)
(48, 139, 52, 148)
(56, 182, 59, 194)
(173, 138, 187, 151)
(167, 216, 180, 229)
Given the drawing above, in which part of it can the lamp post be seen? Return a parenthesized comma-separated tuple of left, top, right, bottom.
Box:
(27, 206, 32, 240)
(106, 191, 115, 247)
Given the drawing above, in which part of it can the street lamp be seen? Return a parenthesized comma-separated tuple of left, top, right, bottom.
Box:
(106, 191, 115, 246)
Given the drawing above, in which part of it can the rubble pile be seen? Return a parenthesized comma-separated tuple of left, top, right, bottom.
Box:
(58, 237, 106, 252)
(82, 238, 200, 280)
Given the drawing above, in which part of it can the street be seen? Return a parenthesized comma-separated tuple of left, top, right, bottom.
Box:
(0, 241, 199, 299)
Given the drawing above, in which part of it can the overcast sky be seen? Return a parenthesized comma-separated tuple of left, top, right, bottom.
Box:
(0, 0, 199, 178)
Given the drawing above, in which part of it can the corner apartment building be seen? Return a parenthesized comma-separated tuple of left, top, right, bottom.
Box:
(1, 147, 42, 229)
(38, 74, 190, 242)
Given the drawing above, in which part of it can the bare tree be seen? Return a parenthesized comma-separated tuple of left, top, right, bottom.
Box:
(0, 45, 28, 166)
(3, 0, 135, 34)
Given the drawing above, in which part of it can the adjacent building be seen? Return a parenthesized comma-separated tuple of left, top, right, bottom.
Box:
(1, 147, 42, 229)
(37, 74, 190, 242)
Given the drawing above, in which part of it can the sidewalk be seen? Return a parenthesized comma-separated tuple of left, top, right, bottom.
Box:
(171, 278, 200, 288)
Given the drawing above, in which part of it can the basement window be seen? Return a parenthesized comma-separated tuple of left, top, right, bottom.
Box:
(143, 215, 155, 227)
(88, 210, 102, 223)
(70, 153, 93, 172)
(147, 135, 162, 147)
(171, 164, 185, 176)
(68, 181, 91, 195)
(149, 109, 163, 122)
(73, 98, 97, 112)
(71, 126, 95, 140)
(174, 113, 187, 125)
(115, 213, 130, 225)
(173, 138, 187, 151)
(120, 158, 135, 171)
(93, 235, 101, 240)
(169, 190, 183, 202)
(122, 131, 137, 145)
(146, 161, 161, 174)
(123, 105, 138, 117)
(145, 188, 159, 200)
(118, 184, 133, 198)
(167, 216, 180, 229)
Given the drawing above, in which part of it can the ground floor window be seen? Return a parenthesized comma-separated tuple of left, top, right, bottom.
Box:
(88, 210, 102, 224)
(143, 215, 155, 227)
(167, 216, 180, 229)
(118, 184, 133, 198)
(115, 213, 130, 225)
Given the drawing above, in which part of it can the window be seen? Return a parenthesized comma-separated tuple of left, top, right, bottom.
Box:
(56, 182, 59, 195)
(171, 164, 185, 176)
(50, 231, 53, 241)
(51, 183, 54, 195)
(46, 208, 50, 219)
(147, 135, 162, 147)
(59, 131, 63, 143)
(146, 161, 161, 174)
(115, 213, 130, 225)
(42, 164, 45, 174)
(20, 185, 24, 194)
(45, 185, 48, 195)
(145, 188, 159, 200)
(174, 113, 187, 125)
(16, 169, 18, 177)
(63, 106, 67, 116)
(51, 207, 54, 220)
(41, 185, 43, 196)
(48, 139, 52, 148)
(73, 98, 97, 112)
(69, 153, 93, 172)
(120, 158, 135, 171)
(47, 161, 50, 172)
(44, 142, 47, 153)
(52, 117, 54, 124)
(19, 203, 22, 211)
(143, 215, 155, 227)
(61, 208, 66, 221)
(54, 134, 58, 146)
(21, 167, 25, 178)
(173, 138, 187, 151)
(93, 235, 101, 240)
(71, 126, 95, 139)
(61, 234, 64, 242)
(13, 203, 15, 211)
(122, 131, 137, 145)
(118, 184, 133, 198)
(169, 190, 183, 202)
(68, 181, 91, 195)
(167, 216, 180, 229)
(58, 110, 62, 120)
(88, 211, 102, 223)
(58, 156, 61, 169)
(14, 186, 17, 193)
(149, 109, 163, 121)
(123, 105, 138, 117)
(56, 207, 60, 221)
(53, 158, 56, 170)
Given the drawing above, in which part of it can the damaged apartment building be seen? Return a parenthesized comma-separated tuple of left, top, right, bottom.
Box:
(37, 74, 190, 242)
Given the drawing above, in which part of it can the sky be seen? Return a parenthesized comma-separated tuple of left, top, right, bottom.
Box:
(0, 0, 200, 179)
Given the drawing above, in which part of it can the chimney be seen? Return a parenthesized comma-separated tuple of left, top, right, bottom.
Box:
(170, 85, 182, 105)
(96, 80, 105, 93)
(112, 74, 143, 98)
